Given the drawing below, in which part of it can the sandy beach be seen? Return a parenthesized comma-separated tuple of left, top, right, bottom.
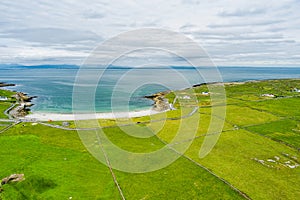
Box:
(24, 109, 163, 121)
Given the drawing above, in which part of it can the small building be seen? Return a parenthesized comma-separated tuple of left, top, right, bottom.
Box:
(0, 96, 8, 101)
(62, 122, 70, 127)
(183, 95, 191, 99)
(293, 88, 300, 93)
(169, 103, 176, 110)
(201, 92, 210, 96)
(262, 94, 275, 98)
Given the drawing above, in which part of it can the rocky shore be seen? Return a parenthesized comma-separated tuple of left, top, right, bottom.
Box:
(0, 83, 36, 118)
(9, 92, 36, 118)
(0, 82, 15, 87)
(144, 91, 171, 112)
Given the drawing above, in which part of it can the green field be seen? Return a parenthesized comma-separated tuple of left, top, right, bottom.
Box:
(0, 79, 299, 199)
(0, 89, 15, 119)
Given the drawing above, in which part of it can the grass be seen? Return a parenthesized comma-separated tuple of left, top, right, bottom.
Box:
(245, 97, 300, 120)
(0, 89, 15, 119)
(0, 103, 11, 119)
(0, 89, 15, 98)
(245, 119, 300, 148)
(179, 129, 300, 199)
(0, 134, 120, 199)
(114, 157, 243, 200)
(1, 79, 300, 199)
(224, 105, 279, 126)
(1, 123, 243, 199)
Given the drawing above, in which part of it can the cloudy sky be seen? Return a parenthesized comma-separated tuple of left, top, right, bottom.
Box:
(0, 0, 299, 66)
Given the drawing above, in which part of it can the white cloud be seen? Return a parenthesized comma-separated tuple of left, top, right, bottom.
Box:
(0, 0, 299, 66)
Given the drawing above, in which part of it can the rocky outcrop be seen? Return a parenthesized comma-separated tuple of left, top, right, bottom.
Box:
(9, 105, 30, 118)
(0, 174, 25, 192)
(12, 92, 36, 103)
(1, 174, 25, 185)
(10, 92, 36, 118)
(0, 82, 15, 87)
(145, 92, 170, 112)
(0, 82, 36, 118)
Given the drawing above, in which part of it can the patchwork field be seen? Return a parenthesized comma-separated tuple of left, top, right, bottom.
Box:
(0, 79, 299, 199)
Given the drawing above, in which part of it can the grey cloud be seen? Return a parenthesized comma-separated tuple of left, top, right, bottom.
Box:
(262, 40, 296, 44)
(218, 7, 266, 17)
(179, 24, 198, 31)
(109, 20, 159, 29)
(193, 32, 283, 41)
(181, 28, 290, 45)
(181, 0, 201, 5)
(0, 21, 8, 26)
(208, 19, 285, 28)
(29, 43, 95, 52)
(202, 40, 300, 64)
(82, 10, 105, 19)
(0, 0, 299, 66)
(1, 28, 102, 44)
(266, 26, 287, 32)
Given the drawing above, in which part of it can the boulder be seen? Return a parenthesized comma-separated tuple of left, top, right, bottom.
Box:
(1, 174, 25, 185)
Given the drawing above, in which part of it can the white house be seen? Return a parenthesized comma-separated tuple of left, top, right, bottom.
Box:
(182, 95, 191, 99)
(201, 92, 210, 95)
(0, 96, 8, 101)
(262, 94, 275, 98)
(169, 103, 176, 110)
(293, 88, 300, 93)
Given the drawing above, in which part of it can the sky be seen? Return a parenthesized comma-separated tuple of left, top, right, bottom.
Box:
(0, 0, 300, 66)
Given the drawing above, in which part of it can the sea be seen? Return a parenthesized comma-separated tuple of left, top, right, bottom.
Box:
(0, 65, 300, 113)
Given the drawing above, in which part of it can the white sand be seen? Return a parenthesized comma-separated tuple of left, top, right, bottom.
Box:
(24, 109, 163, 121)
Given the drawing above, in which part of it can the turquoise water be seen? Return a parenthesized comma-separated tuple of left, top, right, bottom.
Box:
(0, 65, 300, 113)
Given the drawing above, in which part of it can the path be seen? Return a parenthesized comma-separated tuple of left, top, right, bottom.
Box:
(3, 103, 16, 119)
(154, 134, 251, 200)
(95, 132, 126, 200)
(0, 119, 15, 123)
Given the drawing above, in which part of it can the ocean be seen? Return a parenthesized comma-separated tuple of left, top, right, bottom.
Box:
(1, 65, 300, 113)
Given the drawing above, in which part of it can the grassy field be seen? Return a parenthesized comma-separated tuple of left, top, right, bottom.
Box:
(0, 79, 300, 199)
(0, 89, 15, 119)
(0, 124, 243, 199)
(0, 103, 11, 119)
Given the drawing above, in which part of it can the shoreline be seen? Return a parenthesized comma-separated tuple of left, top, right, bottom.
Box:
(2, 78, 300, 121)
(22, 91, 171, 121)
(1, 82, 169, 121)
(23, 109, 164, 121)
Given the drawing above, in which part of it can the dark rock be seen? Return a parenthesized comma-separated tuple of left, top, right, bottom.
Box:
(0, 82, 15, 87)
